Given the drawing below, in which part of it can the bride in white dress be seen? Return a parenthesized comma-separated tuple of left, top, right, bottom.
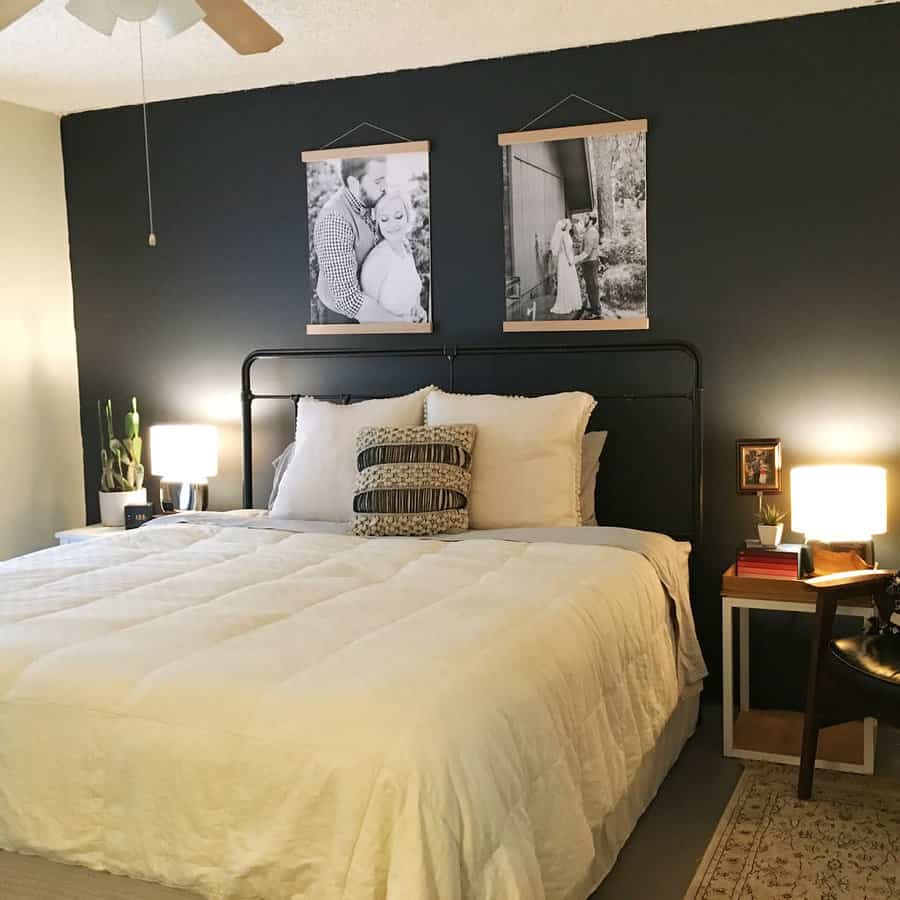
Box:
(549, 218, 582, 316)
(360, 191, 427, 323)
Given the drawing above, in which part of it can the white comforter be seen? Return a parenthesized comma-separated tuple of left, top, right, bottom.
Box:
(0, 521, 705, 900)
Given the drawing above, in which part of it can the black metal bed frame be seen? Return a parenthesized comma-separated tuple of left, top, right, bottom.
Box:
(240, 341, 704, 543)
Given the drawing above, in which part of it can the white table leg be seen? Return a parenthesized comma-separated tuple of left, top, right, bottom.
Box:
(842, 604, 878, 777)
(739, 606, 750, 711)
(836, 604, 878, 776)
(722, 597, 734, 756)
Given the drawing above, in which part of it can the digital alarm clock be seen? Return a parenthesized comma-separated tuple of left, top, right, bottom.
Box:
(124, 504, 154, 530)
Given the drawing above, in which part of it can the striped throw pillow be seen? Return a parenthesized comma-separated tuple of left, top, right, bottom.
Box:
(350, 425, 477, 536)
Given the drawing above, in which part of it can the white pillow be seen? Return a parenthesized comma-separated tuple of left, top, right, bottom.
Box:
(425, 389, 596, 529)
(580, 431, 608, 527)
(271, 387, 435, 522)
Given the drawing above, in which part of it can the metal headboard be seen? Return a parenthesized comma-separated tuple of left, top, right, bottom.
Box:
(241, 341, 704, 543)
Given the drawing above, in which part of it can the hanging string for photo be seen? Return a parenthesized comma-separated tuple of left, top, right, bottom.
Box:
(318, 121, 413, 151)
(517, 93, 629, 133)
(138, 23, 156, 247)
(301, 122, 428, 166)
(497, 91, 644, 149)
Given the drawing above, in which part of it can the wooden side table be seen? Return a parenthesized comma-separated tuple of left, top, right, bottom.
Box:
(722, 565, 890, 775)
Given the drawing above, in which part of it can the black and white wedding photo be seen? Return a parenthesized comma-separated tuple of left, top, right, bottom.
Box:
(302, 141, 432, 334)
(500, 121, 648, 332)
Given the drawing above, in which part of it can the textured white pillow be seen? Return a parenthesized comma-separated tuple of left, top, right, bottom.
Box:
(271, 387, 434, 522)
(425, 389, 596, 529)
(580, 431, 608, 526)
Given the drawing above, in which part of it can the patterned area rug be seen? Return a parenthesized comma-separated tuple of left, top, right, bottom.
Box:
(685, 763, 900, 899)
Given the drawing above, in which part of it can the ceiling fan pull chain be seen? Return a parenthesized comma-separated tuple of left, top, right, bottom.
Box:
(138, 22, 156, 247)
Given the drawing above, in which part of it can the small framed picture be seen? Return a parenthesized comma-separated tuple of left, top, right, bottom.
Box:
(736, 438, 783, 494)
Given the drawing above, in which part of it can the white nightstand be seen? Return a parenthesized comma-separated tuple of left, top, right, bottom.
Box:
(722, 565, 879, 774)
(55, 524, 126, 545)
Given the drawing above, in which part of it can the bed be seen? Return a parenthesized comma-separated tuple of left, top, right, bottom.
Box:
(0, 342, 707, 900)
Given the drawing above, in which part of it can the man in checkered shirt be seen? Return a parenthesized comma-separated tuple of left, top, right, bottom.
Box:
(314, 157, 400, 324)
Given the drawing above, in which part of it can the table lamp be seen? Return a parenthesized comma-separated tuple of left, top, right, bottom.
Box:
(150, 424, 218, 512)
(790, 464, 887, 573)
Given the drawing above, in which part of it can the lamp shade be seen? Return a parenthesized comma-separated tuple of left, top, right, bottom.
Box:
(154, 0, 205, 37)
(150, 425, 218, 481)
(790, 465, 886, 541)
(65, 0, 117, 34)
(107, 0, 158, 21)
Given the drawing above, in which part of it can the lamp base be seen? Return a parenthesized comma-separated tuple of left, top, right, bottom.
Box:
(160, 481, 208, 513)
(808, 539, 875, 576)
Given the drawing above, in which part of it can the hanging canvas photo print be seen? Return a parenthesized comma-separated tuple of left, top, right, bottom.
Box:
(499, 120, 648, 332)
(302, 141, 432, 334)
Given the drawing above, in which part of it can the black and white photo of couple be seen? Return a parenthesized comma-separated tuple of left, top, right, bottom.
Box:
(501, 123, 648, 330)
(305, 145, 431, 331)
(547, 213, 603, 317)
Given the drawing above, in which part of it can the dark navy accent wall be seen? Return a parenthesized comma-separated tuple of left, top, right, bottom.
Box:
(61, 5, 900, 703)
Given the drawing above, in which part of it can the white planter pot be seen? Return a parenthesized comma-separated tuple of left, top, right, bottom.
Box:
(757, 523, 784, 547)
(99, 489, 147, 527)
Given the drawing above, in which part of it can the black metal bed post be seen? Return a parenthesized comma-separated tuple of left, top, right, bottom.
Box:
(241, 352, 255, 509)
(693, 357, 705, 547)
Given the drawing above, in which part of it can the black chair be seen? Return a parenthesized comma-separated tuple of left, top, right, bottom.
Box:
(798, 572, 900, 799)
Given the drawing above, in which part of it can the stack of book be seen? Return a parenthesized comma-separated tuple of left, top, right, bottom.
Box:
(736, 542, 811, 579)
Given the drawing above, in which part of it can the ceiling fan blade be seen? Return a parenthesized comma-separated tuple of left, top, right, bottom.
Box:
(0, 0, 43, 31)
(196, 0, 281, 54)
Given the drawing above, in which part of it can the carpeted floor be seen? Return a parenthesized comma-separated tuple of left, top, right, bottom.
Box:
(684, 762, 900, 898)
(591, 703, 900, 900)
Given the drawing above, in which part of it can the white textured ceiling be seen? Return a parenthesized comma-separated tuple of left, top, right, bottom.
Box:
(0, 0, 893, 114)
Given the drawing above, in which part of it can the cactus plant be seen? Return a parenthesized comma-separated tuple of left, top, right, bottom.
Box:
(98, 397, 145, 493)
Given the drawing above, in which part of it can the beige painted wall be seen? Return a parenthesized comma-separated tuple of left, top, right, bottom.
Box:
(0, 100, 84, 558)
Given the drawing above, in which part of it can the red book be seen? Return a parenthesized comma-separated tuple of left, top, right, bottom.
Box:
(737, 555, 797, 567)
(738, 562, 796, 572)
(741, 552, 796, 562)
(737, 569, 797, 580)
(738, 559, 796, 570)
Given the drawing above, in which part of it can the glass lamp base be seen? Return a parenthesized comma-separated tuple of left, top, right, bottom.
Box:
(160, 481, 208, 513)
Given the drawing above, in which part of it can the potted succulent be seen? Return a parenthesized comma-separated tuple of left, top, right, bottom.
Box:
(98, 397, 146, 526)
(756, 502, 786, 547)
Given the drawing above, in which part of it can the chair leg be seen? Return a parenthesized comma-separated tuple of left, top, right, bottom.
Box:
(798, 717, 820, 800)
(798, 591, 837, 800)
